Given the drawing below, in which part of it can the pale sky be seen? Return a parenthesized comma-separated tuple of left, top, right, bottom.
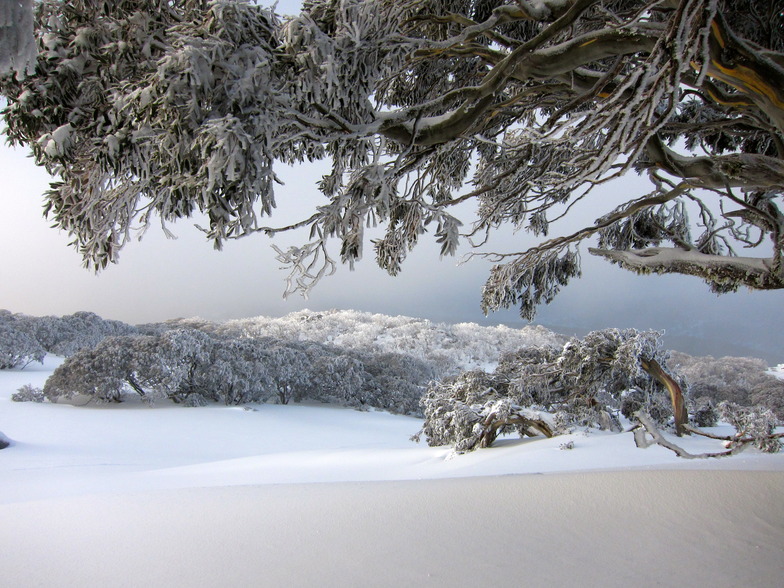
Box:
(0, 0, 781, 362)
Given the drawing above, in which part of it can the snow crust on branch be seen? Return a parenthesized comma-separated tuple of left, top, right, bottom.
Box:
(589, 247, 784, 291)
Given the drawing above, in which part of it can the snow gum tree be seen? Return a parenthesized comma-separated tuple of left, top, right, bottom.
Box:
(417, 328, 686, 452)
(1, 0, 783, 318)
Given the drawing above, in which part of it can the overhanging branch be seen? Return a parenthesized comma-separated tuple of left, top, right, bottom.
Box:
(589, 246, 784, 290)
(644, 136, 784, 189)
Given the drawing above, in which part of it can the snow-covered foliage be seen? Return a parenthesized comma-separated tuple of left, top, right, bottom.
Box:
(0, 322, 45, 369)
(11, 384, 44, 403)
(670, 351, 784, 420)
(416, 369, 556, 453)
(42, 328, 432, 415)
(689, 396, 720, 428)
(207, 308, 566, 375)
(0, 309, 137, 362)
(2, 1, 782, 319)
(418, 326, 783, 454)
(419, 328, 679, 452)
(718, 402, 782, 453)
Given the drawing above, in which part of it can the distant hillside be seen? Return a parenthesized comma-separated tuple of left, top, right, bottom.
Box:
(155, 308, 569, 376)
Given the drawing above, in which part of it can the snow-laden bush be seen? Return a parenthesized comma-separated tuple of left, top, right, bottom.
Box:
(0, 323, 45, 369)
(0, 309, 137, 364)
(25, 311, 137, 356)
(418, 329, 681, 452)
(216, 309, 566, 376)
(718, 402, 782, 453)
(415, 370, 556, 453)
(620, 389, 672, 426)
(670, 352, 784, 420)
(690, 396, 720, 428)
(11, 384, 45, 403)
(42, 328, 430, 415)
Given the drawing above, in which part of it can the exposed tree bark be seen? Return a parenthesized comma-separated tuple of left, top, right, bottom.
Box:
(638, 357, 688, 436)
(474, 412, 554, 450)
(705, 13, 784, 135)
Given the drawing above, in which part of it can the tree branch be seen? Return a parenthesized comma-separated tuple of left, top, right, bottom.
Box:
(704, 13, 784, 134)
(632, 412, 747, 459)
(377, 25, 656, 147)
(589, 247, 784, 290)
(639, 357, 688, 436)
(644, 135, 784, 189)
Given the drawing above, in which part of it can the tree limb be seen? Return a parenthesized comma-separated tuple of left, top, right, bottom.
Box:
(588, 246, 784, 290)
(644, 135, 784, 189)
(632, 412, 747, 458)
(704, 13, 784, 134)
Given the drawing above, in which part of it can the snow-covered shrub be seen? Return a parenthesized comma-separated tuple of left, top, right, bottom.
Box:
(620, 389, 672, 426)
(220, 309, 566, 376)
(418, 371, 509, 451)
(417, 370, 557, 452)
(44, 312, 137, 356)
(718, 402, 782, 453)
(11, 384, 45, 403)
(690, 396, 719, 428)
(361, 352, 434, 415)
(0, 323, 45, 369)
(749, 379, 784, 423)
(1, 310, 136, 360)
(44, 344, 128, 403)
(40, 328, 429, 414)
(670, 352, 784, 420)
(419, 329, 682, 452)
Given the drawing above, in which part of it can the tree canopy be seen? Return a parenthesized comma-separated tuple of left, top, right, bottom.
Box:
(1, 0, 783, 318)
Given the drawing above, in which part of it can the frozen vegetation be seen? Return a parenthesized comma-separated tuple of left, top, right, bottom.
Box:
(1, 1, 782, 325)
(2, 308, 782, 458)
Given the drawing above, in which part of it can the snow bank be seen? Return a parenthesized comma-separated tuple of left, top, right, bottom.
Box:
(1, 470, 782, 587)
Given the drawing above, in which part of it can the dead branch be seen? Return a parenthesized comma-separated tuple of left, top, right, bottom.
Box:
(633, 412, 747, 459)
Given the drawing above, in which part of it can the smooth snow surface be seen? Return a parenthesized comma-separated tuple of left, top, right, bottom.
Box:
(2, 357, 783, 586)
(3, 471, 783, 587)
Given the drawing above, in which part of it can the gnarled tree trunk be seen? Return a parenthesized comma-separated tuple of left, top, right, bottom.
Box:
(640, 357, 688, 436)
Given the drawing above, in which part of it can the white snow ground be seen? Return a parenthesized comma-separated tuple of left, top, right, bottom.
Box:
(2, 356, 783, 504)
(1, 357, 783, 586)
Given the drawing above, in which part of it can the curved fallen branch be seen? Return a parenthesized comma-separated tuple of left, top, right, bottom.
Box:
(632, 412, 784, 459)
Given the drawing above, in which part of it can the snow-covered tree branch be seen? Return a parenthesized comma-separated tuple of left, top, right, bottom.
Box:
(1, 0, 783, 318)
